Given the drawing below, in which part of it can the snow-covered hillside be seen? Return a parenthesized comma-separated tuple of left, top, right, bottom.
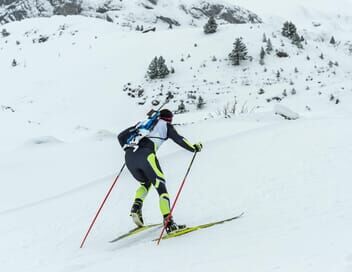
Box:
(1, 1, 352, 272)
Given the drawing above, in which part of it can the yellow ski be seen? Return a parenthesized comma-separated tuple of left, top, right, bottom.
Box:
(110, 223, 161, 243)
(155, 212, 244, 241)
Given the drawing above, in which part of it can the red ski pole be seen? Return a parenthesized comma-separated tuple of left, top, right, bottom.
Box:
(80, 163, 126, 248)
(156, 152, 197, 245)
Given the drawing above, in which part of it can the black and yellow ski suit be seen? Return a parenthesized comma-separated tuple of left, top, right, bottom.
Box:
(118, 119, 195, 218)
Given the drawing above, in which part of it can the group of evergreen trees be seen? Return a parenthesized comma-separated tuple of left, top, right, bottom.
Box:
(259, 34, 273, 65)
(282, 21, 303, 48)
(146, 20, 311, 75)
(142, 17, 339, 112)
(147, 56, 170, 79)
(176, 96, 206, 113)
(262, 33, 273, 54)
(135, 25, 144, 31)
(206, 15, 249, 65)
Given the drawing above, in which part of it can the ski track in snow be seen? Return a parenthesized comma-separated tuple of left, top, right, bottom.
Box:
(0, 174, 113, 215)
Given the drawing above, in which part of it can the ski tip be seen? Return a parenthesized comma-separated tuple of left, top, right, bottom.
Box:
(228, 212, 244, 220)
(236, 212, 245, 219)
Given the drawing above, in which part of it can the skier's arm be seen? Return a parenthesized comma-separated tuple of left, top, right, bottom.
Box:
(167, 123, 196, 152)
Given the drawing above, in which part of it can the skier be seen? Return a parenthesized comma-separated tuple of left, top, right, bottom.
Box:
(118, 109, 202, 233)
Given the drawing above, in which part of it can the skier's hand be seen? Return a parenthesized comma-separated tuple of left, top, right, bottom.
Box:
(193, 143, 203, 152)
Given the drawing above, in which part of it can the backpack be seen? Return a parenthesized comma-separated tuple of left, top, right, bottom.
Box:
(118, 110, 160, 151)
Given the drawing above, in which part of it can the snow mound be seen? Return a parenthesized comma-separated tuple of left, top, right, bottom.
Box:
(24, 136, 64, 146)
(94, 130, 117, 141)
(274, 104, 300, 120)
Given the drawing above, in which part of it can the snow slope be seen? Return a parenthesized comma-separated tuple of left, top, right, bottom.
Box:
(1, 115, 352, 272)
(1, 2, 352, 271)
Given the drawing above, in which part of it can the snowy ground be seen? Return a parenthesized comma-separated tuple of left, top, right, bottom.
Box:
(1, 2, 352, 272)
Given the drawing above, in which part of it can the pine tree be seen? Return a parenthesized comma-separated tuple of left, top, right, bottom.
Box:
(262, 33, 267, 43)
(147, 56, 170, 79)
(282, 21, 290, 37)
(330, 36, 336, 45)
(204, 16, 218, 34)
(292, 33, 303, 48)
(288, 22, 297, 38)
(229, 38, 248, 66)
(177, 100, 186, 113)
(259, 46, 265, 65)
(196, 96, 206, 109)
(266, 38, 273, 54)
(1, 28, 10, 37)
(282, 21, 297, 39)
(157, 56, 169, 78)
(147, 57, 158, 79)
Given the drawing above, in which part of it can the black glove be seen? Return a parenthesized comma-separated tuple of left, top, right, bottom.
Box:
(193, 143, 203, 152)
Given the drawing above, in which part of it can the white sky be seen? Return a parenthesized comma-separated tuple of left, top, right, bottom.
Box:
(229, 0, 352, 19)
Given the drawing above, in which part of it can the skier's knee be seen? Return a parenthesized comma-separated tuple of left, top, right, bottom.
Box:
(153, 178, 167, 196)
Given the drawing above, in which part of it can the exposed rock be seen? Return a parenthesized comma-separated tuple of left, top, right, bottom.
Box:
(0, 0, 262, 27)
(141, 3, 154, 10)
(0, 0, 17, 5)
(0, 3, 28, 24)
(188, 2, 262, 24)
(142, 27, 156, 33)
(96, 7, 108, 14)
(54, 2, 81, 16)
(147, 0, 158, 5)
(106, 13, 114, 22)
(156, 16, 180, 27)
(1, 105, 15, 112)
(0, 0, 50, 24)
(276, 51, 289, 58)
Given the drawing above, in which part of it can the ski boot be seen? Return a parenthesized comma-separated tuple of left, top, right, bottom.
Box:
(164, 216, 186, 234)
(130, 199, 144, 227)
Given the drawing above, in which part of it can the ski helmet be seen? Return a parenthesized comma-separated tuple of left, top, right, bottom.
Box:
(160, 109, 173, 123)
